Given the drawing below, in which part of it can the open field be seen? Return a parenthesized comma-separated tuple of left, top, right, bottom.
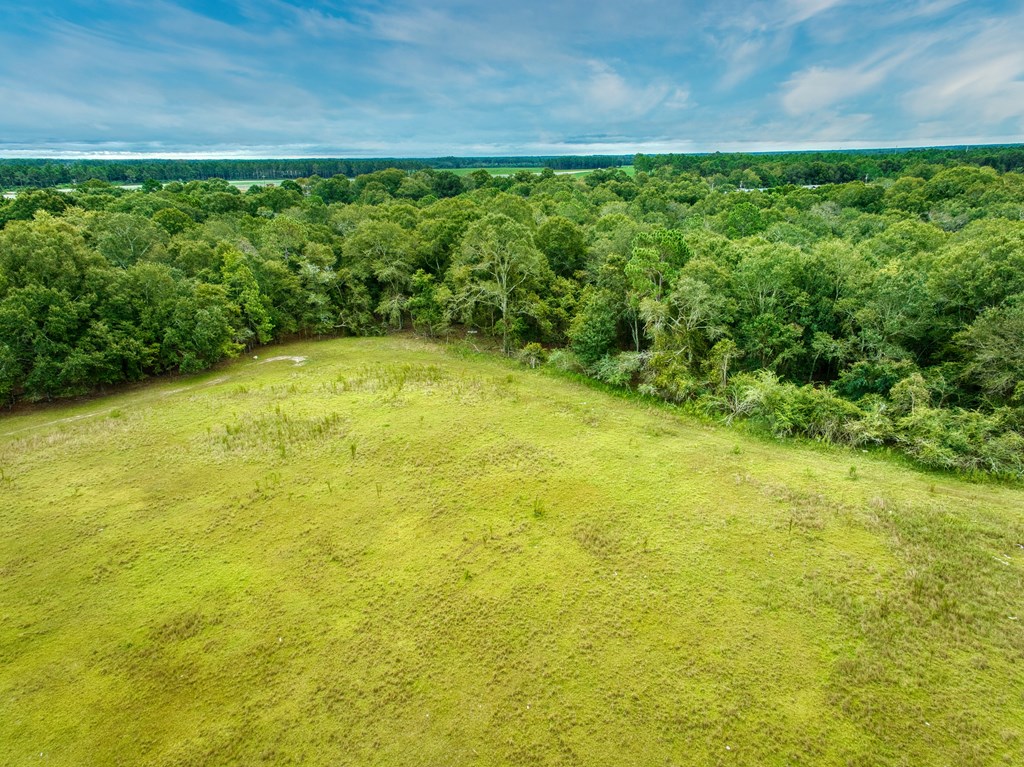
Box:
(118, 179, 289, 191)
(446, 167, 597, 177)
(2, 169, 637, 197)
(1, 180, 293, 197)
(1, 337, 1023, 766)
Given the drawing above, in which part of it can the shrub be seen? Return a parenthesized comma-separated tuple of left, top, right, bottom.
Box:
(889, 372, 931, 416)
(644, 351, 701, 403)
(568, 288, 620, 366)
(843, 395, 894, 446)
(786, 385, 866, 443)
(718, 371, 865, 443)
(896, 406, 1024, 477)
(719, 370, 780, 422)
(589, 352, 647, 388)
(518, 342, 547, 369)
(835, 359, 919, 399)
(546, 348, 584, 374)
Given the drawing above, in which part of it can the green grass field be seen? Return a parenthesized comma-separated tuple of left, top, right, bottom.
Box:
(1, 337, 1022, 766)
(112, 179, 288, 192)
(447, 167, 596, 177)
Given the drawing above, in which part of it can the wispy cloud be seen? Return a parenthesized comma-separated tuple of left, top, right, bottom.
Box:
(904, 12, 1024, 126)
(710, 0, 852, 88)
(780, 4, 1024, 137)
(785, 0, 849, 25)
(781, 47, 911, 115)
(0, 0, 1020, 156)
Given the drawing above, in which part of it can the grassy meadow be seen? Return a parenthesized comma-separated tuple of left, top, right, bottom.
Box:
(112, 180, 290, 192)
(447, 167, 598, 177)
(1, 337, 1022, 766)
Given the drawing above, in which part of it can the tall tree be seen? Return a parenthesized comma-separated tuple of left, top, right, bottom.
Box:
(450, 214, 549, 353)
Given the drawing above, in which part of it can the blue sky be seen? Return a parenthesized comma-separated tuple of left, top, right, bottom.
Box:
(0, 0, 1022, 157)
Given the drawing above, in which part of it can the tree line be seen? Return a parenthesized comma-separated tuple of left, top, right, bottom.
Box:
(0, 156, 633, 189)
(1, 158, 1023, 477)
(3, 146, 1022, 189)
(636, 145, 1024, 186)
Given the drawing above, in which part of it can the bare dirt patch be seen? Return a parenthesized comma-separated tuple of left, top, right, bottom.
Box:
(257, 355, 308, 366)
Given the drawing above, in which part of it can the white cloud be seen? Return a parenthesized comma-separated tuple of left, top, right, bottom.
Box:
(778, 5, 1024, 140)
(289, 7, 357, 39)
(781, 59, 892, 115)
(717, 37, 781, 90)
(903, 19, 1024, 126)
(785, 0, 848, 25)
(881, 0, 967, 23)
(665, 88, 692, 109)
(580, 63, 669, 116)
(710, 0, 851, 89)
(1, 0, 1022, 156)
(552, 61, 691, 128)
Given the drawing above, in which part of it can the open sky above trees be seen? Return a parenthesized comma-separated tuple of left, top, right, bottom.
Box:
(0, 0, 1022, 159)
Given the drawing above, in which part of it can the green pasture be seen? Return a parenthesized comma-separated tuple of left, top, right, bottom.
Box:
(1, 337, 1022, 765)
(447, 167, 596, 177)
(110, 179, 286, 191)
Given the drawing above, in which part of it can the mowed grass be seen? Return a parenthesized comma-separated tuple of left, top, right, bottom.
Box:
(1, 337, 1023, 766)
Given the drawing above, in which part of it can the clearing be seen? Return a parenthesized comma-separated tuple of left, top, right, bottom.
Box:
(447, 167, 597, 177)
(1, 337, 1022, 766)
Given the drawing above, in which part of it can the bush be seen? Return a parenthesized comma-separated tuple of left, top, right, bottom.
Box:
(716, 371, 865, 443)
(835, 359, 919, 399)
(518, 342, 547, 369)
(589, 352, 648, 388)
(788, 385, 867, 443)
(889, 372, 931, 416)
(568, 288, 620, 366)
(843, 395, 894, 446)
(896, 406, 1024, 477)
(718, 370, 780, 422)
(546, 348, 584, 374)
(644, 351, 700, 403)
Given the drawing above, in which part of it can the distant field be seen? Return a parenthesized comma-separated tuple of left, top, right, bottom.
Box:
(114, 179, 287, 191)
(447, 166, 596, 177)
(1, 337, 1022, 766)
(6, 180, 292, 195)
(220, 179, 288, 190)
(3, 170, 639, 196)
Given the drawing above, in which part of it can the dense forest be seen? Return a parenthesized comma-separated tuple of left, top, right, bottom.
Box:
(635, 145, 1024, 185)
(2, 153, 1023, 476)
(0, 156, 632, 188)
(3, 145, 1024, 188)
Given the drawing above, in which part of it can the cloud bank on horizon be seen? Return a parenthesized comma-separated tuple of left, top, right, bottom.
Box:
(0, 0, 1022, 158)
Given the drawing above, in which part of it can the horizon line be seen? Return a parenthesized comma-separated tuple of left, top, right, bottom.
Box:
(1, 139, 1023, 162)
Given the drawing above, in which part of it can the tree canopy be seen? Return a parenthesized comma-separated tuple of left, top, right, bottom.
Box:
(2, 150, 1024, 476)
